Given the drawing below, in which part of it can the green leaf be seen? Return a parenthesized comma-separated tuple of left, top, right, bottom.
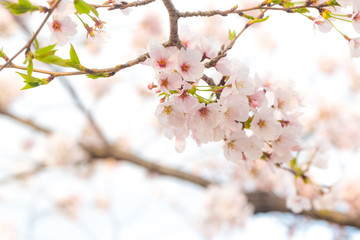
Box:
(74, 0, 98, 17)
(17, 72, 48, 90)
(69, 44, 80, 65)
(34, 38, 39, 50)
(2, 0, 39, 15)
(34, 44, 57, 56)
(250, 15, 270, 24)
(0, 48, 6, 59)
(228, 29, 236, 41)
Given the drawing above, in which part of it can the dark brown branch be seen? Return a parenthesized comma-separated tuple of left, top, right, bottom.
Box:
(161, 0, 182, 48)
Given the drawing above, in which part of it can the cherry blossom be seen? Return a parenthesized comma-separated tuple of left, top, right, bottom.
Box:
(176, 48, 204, 81)
(147, 40, 178, 71)
(155, 102, 186, 128)
(251, 107, 281, 141)
(47, 16, 77, 46)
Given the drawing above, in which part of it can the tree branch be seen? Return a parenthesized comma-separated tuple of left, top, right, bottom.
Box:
(0, 0, 61, 72)
(92, 0, 156, 10)
(161, 0, 182, 48)
(2, 109, 360, 229)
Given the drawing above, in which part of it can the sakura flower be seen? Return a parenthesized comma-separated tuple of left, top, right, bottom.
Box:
(271, 130, 299, 159)
(156, 72, 183, 94)
(176, 48, 204, 81)
(286, 195, 311, 213)
(48, 16, 77, 46)
(171, 89, 199, 113)
(349, 38, 360, 58)
(314, 16, 332, 33)
(219, 91, 250, 132)
(224, 131, 263, 163)
(251, 107, 281, 141)
(147, 40, 178, 71)
(189, 103, 221, 144)
(352, 11, 360, 33)
(155, 102, 186, 128)
(273, 85, 299, 112)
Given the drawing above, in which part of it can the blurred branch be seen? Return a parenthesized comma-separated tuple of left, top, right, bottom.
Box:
(2, 108, 360, 229)
(0, 109, 51, 134)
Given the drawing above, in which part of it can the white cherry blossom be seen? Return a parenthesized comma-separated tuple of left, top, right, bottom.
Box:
(47, 16, 77, 46)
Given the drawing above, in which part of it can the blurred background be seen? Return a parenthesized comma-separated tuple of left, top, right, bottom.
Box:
(1, 0, 360, 239)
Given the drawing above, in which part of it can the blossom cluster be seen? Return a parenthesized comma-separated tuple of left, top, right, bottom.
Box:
(147, 32, 302, 167)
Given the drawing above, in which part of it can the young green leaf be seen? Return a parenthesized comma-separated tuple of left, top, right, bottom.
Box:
(34, 44, 57, 56)
(34, 38, 40, 50)
(228, 30, 236, 41)
(74, 0, 99, 17)
(69, 44, 80, 65)
(2, 0, 40, 15)
(17, 72, 48, 90)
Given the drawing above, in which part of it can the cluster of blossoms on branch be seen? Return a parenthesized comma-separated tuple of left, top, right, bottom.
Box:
(147, 29, 302, 167)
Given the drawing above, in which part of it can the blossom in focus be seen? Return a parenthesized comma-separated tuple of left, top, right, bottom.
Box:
(176, 48, 204, 81)
(47, 16, 77, 46)
(147, 40, 178, 71)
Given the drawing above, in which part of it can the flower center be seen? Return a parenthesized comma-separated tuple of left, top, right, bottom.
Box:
(52, 20, 62, 32)
(198, 107, 209, 119)
(258, 119, 266, 128)
(160, 77, 168, 88)
(180, 62, 190, 73)
(157, 58, 167, 68)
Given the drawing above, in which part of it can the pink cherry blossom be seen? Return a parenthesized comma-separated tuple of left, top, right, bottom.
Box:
(251, 107, 281, 141)
(171, 90, 199, 113)
(189, 103, 221, 144)
(155, 102, 186, 128)
(147, 40, 178, 71)
(156, 72, 183, 94)
(176, 48, 204, 81)
(224, 131, 262, 163)
(219, 91, 250, 132)
(47, 16, 77, 46)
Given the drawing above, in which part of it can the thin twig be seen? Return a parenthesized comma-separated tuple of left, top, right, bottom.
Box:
(92, 0, 156, 10)
(0, 0, 62, 72)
